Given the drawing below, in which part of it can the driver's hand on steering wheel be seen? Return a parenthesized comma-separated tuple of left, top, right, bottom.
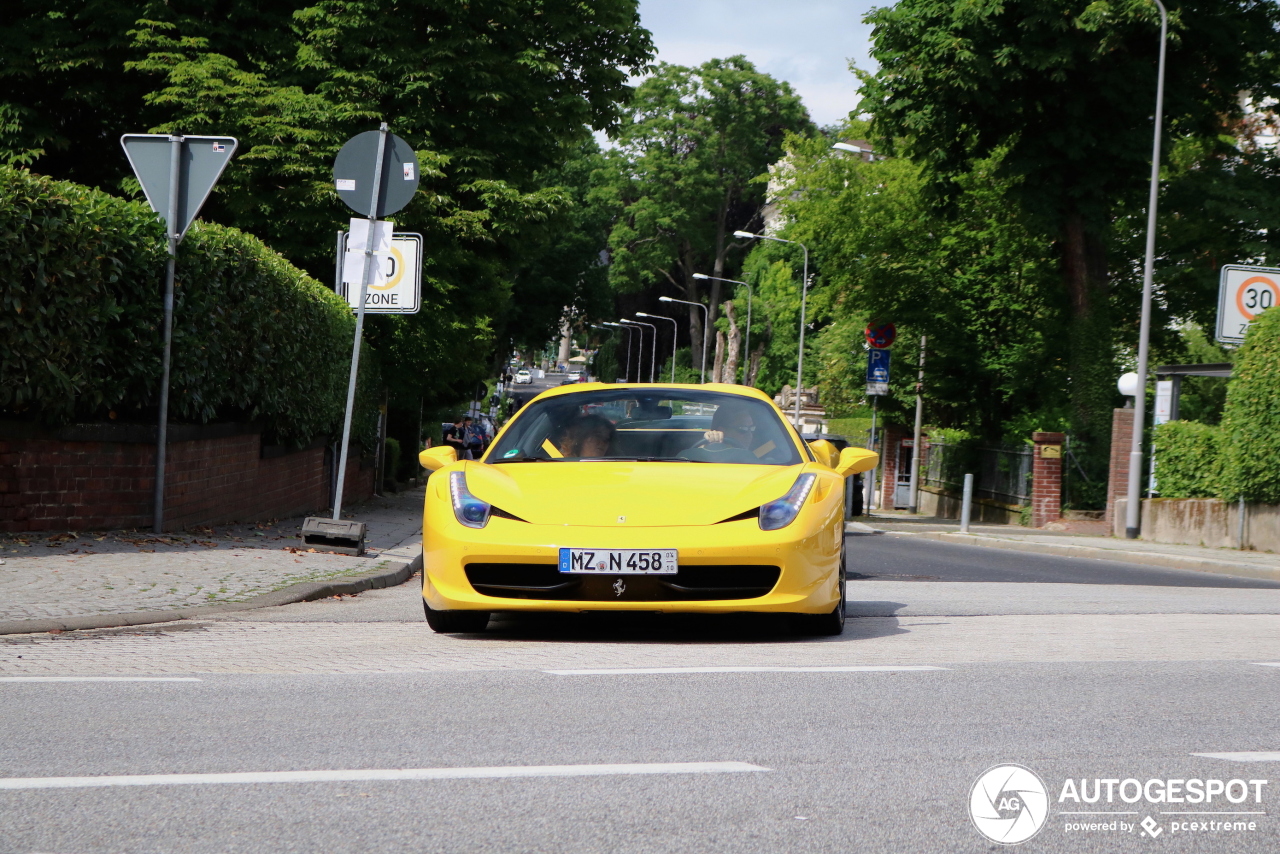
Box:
(703, 430, 724, 444)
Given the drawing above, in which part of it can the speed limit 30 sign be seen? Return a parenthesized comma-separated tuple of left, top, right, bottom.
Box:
(1218, 264, 1279, 344)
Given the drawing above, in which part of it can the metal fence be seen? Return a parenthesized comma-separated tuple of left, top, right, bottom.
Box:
(923, 441, 1033, 506)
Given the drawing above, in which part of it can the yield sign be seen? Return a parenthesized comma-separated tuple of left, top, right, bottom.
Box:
(120, 134, 238, 241)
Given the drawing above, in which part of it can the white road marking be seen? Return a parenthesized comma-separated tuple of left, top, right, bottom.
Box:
(0, 761, 768, 790)
(0, 677, 201, 683)
(1192, 752, 1280, 762)
(1252, 662, 1280, 667)
(544, 665, 949, 675)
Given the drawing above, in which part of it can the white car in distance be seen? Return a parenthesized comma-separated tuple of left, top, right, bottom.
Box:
(514, 369, 532, 384)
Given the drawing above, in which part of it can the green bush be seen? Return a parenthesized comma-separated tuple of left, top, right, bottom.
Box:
(0, 166, 376, 447)
(1152, 420, 1224, 499)
(1221, 306, 1280, 502)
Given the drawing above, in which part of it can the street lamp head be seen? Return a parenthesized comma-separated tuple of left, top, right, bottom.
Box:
(832, 142, 864, 154)
(733, 230, 757, 239)
(1117, 372, 1141, 397)
(635, 312, 652, 318)
(692, 273, 709, 280)
(658, 296, 673, 302)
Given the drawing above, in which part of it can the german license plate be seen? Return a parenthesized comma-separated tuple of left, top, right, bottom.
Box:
(558, 548, 678, 574)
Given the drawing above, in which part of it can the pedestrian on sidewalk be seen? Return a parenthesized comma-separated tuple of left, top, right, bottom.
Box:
(444, 416, 470, 458)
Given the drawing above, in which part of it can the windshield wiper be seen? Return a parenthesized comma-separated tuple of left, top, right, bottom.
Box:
(492, 456, 554, 463)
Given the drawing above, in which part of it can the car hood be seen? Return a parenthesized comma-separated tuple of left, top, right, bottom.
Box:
(461, 460, 808, 527)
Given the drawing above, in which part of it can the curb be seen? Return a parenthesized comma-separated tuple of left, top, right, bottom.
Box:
(901, 531, 1280, 582)
(0, 548, 423, 637)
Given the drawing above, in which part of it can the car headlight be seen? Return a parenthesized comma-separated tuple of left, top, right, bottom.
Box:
(759, 473, 816, 531)
(450, 471, 491, 528)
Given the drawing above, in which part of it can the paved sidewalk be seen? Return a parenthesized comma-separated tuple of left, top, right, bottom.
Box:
(0, 487, 425, 633)
(851, 513, 1280, 581)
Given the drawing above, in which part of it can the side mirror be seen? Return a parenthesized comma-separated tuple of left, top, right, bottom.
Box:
(419, 446, 458, 471)
(807, 438, 839, 469)
(835, 447, 878, 477)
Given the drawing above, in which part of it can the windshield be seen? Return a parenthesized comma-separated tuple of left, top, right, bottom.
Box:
(486, 388, 803, 466)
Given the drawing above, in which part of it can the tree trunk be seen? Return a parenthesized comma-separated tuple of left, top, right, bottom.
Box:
(712, 330, 726, 384)
(723, 301, 740, 385)
(708, 190, 732, 324)
(1060, 212, 1113, 449)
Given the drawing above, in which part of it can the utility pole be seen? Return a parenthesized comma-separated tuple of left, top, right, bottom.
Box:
(907, 335, 926, 514)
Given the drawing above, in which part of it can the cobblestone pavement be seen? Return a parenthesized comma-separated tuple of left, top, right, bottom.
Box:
(0, 488, 424, 622)
(3, 607, 1280, 675)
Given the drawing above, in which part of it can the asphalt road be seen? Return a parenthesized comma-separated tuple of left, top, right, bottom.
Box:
(2, 535, 1279, 853)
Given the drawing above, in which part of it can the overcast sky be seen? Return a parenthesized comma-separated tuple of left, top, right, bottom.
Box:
(635, 0, 883, 127)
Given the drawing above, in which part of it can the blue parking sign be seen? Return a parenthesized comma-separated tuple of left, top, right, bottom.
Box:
(867, 349, 890, 383)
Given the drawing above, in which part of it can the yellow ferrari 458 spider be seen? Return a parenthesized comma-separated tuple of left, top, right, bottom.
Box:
(417, 383, 878, 635)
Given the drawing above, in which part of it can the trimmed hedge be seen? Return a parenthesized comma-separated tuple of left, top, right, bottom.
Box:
(1152, 420, 1224, 499)
(1221, 305, 1280, 503)
(0, 166, 374, 447)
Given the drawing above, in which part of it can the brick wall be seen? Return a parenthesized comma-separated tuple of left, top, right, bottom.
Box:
(1105, 408, 1135, 524)
(879, 425, 905, 509)
(1031, 431, 1065, 528)
(0, 422, 373, 533)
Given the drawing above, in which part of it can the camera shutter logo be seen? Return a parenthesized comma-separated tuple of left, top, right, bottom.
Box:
(969, 764, 1049, 844)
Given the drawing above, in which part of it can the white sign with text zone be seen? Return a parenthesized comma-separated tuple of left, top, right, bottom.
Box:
(341, 229, 422, 314)
(1217, 264, 1279, 344)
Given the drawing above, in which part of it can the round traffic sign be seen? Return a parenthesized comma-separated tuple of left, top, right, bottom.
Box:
(865, 322, 896, 349)
(333, 130, 420, 217)
(1236, 275, 1278, 321)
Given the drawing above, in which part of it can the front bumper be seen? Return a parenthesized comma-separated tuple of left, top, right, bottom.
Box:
(422, 504, 843, 615)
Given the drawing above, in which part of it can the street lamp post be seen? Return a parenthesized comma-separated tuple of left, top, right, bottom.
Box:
(623, 319, 657, 382)
(604, 321, 634, 382)
(734, 230, 809, 429)
(1126, 0, 1169, 539)
(636, 312, 678, 382)
(659, 296, 709, 383)
(693, 273, 753, 385)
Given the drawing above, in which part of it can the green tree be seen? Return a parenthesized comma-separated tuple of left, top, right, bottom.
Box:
(602, 56, 813, 371)
(2, 0, 652, 441)
(765, 127, 1065, 439)
(859, 0, 1280, 446)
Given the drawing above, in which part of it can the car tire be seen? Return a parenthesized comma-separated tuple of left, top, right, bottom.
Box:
(422, 601, 490, 633)
(791, 543, 846, 636)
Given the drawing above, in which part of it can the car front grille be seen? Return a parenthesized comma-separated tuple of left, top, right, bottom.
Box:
(463, 563, 781, 601)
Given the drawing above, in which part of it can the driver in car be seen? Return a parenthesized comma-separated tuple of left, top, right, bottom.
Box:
(703, 404, 756, 449)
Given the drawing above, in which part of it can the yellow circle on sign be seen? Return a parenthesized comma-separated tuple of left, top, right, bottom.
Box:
(369, 245, 405, 291)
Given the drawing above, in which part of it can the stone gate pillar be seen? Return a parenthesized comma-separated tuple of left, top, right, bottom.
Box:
(1032, 432, 1065, 528)
(1104, 408, 1135, 524)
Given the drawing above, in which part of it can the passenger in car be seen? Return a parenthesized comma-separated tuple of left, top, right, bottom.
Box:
(556, 414, 616, 458)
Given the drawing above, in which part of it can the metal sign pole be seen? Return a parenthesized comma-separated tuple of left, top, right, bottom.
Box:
(865, 394, 878, 512)
(153, 134, 183, 533)
(332, 122, 389, 521)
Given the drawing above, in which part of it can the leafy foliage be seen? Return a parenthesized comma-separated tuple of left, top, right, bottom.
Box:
(858, 0, 1280, 447)
(1151, 420, 1224, 499)
(2, 0, 653, 411)
(601, 57, 812, 366)
(767, 129, 1065, 437)
(1221, 307, 1280, 503)
(0, 166, 370, 447)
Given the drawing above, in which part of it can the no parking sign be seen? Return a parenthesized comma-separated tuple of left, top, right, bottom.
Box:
(1217, 265, 1279, 344)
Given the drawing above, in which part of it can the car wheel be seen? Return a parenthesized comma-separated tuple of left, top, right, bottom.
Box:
(422, 600, 490, 633)
(792, 543, 846, 636)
